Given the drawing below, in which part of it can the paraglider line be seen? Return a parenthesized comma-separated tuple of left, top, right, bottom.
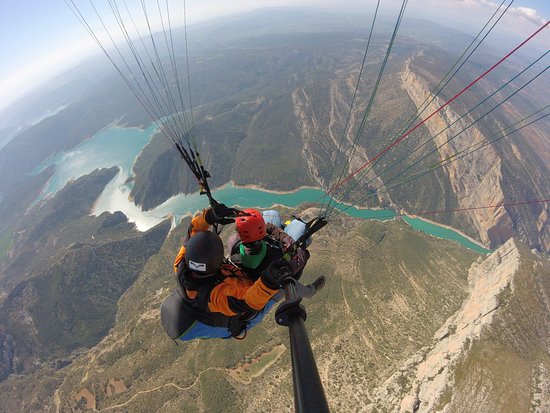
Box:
(320, 0, 381, 208)
(323, 0, 407, 215)
(410, 198, 550, 217)
(326, 107, 550, 220)
(324, 0, 515, 215)
(325, 19, 549, 198)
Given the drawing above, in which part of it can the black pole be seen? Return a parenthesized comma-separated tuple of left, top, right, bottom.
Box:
(275, 281, 330, 413)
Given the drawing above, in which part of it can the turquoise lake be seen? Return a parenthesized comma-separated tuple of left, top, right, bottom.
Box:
(35, 124, 156, 199)
(35, 123, 491, 255)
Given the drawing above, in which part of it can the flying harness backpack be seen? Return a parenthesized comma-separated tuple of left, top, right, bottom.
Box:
(161, 260, 256, 340)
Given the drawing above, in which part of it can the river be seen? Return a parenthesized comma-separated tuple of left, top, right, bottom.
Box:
(34, 123, 491, 254)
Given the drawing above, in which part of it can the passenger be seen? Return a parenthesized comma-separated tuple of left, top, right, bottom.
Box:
(161, 205, 293, 341)
(227, 208, 325, 300)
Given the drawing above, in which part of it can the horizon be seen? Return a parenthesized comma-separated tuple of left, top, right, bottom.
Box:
(0, 0, 548, 113)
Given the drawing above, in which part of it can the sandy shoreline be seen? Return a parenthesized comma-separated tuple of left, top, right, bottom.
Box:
(228, 182, 488, 250)
(226, 181, 320, 195)
(96, 175, 489, 252)
(405, 214, 489, 251)
(226, 181, 393, 212)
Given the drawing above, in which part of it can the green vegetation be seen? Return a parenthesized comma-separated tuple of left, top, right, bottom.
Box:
(0, 227, 13, 263)
(0, 9, 548, 412)
(200, 369, 240, 412)
(0, 169, 170, 365)
(28, 220, 169, 355)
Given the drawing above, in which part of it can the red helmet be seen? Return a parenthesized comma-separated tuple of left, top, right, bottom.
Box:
(236, 208, 266, 243)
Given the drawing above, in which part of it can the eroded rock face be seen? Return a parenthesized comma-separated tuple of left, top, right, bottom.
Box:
(400, 60, 511, 249)
(399, 56, 549, 253)
(292, 75, 394, 208)
(369, 239, 550, 412)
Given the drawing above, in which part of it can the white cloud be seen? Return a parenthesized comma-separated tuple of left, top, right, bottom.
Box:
(510, 6, 546, 26)
(411, 0, 548, 45)
(457, 0, 547, 26)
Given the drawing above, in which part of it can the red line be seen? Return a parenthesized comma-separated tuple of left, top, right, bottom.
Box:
(405, 198, 550, 217)
(326, 20, 550, 196)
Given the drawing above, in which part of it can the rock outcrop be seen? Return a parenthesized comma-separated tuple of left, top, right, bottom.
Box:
(369, 238, 550, 412)
(399, 56, 549, 253)
(400, 59, 513, 248)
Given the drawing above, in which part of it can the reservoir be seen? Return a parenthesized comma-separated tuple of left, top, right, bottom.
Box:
(35, 123, 491, 254)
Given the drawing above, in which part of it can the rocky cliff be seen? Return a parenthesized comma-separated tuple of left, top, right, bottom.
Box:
(399, 55, 549, 253)
(400, 58, 512, 247)
(369, 238, 550, 412)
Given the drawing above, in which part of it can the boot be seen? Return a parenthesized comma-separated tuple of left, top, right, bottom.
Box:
(294, 277, 326, 299)
(310, 276, 326, 292)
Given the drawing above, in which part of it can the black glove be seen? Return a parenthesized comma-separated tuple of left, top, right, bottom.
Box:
(205, 203, 239, 225)
(262, 259, 293, 289)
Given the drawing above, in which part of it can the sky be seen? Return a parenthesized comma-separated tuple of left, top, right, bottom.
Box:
(0, 0, 548, 112)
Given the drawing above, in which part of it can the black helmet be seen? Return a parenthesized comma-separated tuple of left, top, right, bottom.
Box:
(185, 231, 224, 276)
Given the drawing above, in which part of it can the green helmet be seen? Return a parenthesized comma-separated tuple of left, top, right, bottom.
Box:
(185, 231, 224, 276)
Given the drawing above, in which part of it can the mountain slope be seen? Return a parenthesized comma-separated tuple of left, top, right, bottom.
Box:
(0, 168, 171, 380)
(0, 214, 480, 412)
(1, 211, 548, 412)
(369, 238, 550, 412)
(124, 19, 548, 253)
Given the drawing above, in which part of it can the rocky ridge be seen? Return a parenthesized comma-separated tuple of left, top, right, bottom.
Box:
(399, 55, 549, 253)
(369, 238, 550, 412)
(400, 58, 512, 248)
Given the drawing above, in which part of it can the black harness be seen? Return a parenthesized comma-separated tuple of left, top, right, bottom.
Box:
(160, 260, 254, 340)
